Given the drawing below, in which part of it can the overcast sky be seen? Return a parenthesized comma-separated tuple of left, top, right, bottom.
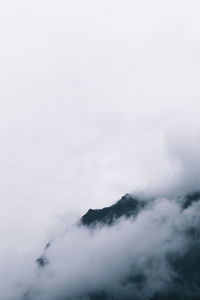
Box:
(1, 0, 200, 253)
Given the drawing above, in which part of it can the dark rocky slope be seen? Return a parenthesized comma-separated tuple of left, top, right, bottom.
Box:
(81, 193, 145, 226)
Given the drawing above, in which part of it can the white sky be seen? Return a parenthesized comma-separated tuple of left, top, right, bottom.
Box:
(0, 0, 200, 250)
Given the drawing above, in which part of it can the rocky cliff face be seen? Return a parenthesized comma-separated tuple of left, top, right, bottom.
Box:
(80, 193, 145, 227)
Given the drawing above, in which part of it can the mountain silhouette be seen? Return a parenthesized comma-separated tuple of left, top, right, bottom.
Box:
(35, 192, 200, 300)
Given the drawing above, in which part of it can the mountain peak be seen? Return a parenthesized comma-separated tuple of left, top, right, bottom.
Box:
(81, 193, 145, 227)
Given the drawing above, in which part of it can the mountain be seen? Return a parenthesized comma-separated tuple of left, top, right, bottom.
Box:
(35, 192, 200, 300)
(80, 193, 145, 226)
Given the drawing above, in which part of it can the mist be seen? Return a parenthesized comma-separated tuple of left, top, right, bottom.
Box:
(1, 133, 200, 299)
(23, 198, 199, 300)
(1, 0, 200, 299)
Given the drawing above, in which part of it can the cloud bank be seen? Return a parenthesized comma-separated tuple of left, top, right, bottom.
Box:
(2, 131, 200, 300)
(19, 194, 200, 300)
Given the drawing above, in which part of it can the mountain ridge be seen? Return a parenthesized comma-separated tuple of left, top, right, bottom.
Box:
(34, 191, 200, 300)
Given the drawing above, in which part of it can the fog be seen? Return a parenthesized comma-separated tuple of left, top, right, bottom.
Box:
(2, 171, 200, 299)
(1, 0, 200, 299)
(2, 136, 200, 300)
